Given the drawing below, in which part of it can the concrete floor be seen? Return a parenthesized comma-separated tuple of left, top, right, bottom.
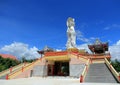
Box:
(0, 77, 119, 85)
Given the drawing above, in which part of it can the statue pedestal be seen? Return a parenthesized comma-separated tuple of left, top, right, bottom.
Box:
(67, 48, 86, 54)
(67, 48, 79, 52)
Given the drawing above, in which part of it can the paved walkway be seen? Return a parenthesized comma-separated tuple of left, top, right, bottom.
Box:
(0, 77, 119, 85)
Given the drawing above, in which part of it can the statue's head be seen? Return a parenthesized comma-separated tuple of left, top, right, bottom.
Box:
(67, 17, 74, 22)
(67, 17, 75, 27)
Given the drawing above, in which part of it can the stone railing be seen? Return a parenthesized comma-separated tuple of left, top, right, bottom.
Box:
(6, 58, 42, 80)
(105, 58, 120, 83)
(7, 63, 31, 79)
(80, 59, 90, 83)
(0, 63, 25, 78)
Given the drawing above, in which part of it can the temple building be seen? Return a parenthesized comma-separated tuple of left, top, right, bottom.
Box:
(2, 18, 119, 83)
(31, 18, 111, 78)
(34, 48, 87, 77)
(88, 39, 108, 54)
(33, 40, 110, 77)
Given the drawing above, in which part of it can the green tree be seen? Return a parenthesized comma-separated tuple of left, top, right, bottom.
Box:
(21, 56, 35, 63)
(0, 56, 20, 72)
(111, 59, 120, 72)
(0, 64, 6, 71)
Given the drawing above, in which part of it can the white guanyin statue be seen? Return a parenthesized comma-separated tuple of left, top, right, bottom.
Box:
(66, 17, 76, 49)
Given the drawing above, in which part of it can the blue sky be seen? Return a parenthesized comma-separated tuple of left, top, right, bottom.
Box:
(0, 0, 120, 60)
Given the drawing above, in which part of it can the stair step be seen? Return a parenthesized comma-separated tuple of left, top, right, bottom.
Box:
(85, 63, 117, 83)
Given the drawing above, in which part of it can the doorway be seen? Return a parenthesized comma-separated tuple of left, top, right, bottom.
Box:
(54, 61, 69, 76)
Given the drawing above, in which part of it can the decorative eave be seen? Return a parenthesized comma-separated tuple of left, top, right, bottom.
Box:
(37, 46, 54, 55)
(88, 42, 108, 53)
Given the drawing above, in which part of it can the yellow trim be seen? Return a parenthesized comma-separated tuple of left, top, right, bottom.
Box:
(45, 55, 70, 61)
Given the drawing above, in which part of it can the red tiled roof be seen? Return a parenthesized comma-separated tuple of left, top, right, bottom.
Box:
(0, 54, 17, 60)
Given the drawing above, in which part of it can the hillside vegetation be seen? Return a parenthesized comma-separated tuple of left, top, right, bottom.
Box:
(111, 59, 120, 72)
(0, 56, 36, 72)
(0, 56, 20, 72)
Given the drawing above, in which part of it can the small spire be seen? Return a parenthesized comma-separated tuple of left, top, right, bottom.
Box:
(94, 39, 101, 45)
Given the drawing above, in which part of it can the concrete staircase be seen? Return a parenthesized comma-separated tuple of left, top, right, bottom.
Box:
(85, 63, 117, 83)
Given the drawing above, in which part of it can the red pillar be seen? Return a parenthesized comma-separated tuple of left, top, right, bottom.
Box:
(80, 75, 83, 83)
(6, 74, 9, 80)
(119, 74, 120, 81)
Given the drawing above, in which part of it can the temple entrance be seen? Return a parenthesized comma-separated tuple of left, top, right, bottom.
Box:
(54, 61, 69, 76)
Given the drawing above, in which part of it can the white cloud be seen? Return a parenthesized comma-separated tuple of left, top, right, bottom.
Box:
(112, 24, 120, 28)
(104, 24, 120, 30)
(76, 30, 97, 43)
(89, 37, 96, 40)
(76, 30, 89, 42)
(109, 40, 120, 60)
(1, 40, 119, 61)
(56, 49, 62, 52)
(79, 23, 88, 28)
(0, 42, 40, 60)
(104, 27, 110, 30)
(76, 44, 92, 53)
(116, 40, 120, 45)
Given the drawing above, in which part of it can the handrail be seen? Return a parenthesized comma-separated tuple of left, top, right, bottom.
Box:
(8, 58, 42, 79)
(0, 63, 25, 77)
(80, 59, 90, 83)
(8, 63, 32, 79)
(105, 58, 120, 83)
